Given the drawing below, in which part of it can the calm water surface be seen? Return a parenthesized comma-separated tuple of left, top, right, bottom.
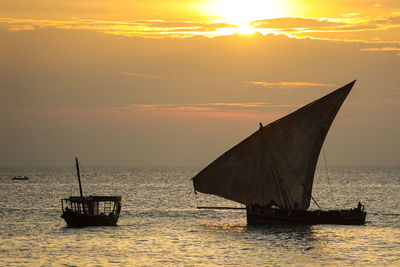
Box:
(1, 166, 399, 266)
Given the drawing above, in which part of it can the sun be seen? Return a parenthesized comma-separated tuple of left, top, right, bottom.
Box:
(207, 0, 288, 24)
(199, 0, 289, 35)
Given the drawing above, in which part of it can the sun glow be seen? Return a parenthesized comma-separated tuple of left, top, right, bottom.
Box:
(200, 0, 289, 35)
(207, 0, 288, 23)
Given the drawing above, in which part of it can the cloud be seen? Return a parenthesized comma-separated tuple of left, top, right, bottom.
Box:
(0, 18, 235, 38)
(361, 47, 400, 51)
(0, 13, 399, 44)
(7, 25, 35, 31)
(120, 72, 165, 80)
(389, 88, 400, 95)
(252, 17, 345, 30)
(247, 81, 335, 88)
(360, 47, 400, 55)
(249, 13, 400, 45)
(121, 102, 299, 113)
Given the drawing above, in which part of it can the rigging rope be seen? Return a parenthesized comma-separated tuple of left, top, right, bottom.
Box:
(322, 146, 338, 208)
(311, 195, 321, 210)
(193, 187, 199, 208)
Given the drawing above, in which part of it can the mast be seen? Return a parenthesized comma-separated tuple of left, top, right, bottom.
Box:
(75, 157, 84, 198)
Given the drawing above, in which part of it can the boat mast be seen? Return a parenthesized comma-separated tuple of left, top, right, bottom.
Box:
(75, 157, 84, 198)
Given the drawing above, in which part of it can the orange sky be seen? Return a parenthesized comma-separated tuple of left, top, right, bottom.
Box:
(0, 0, 399, 41)
(0, 1, 399, 166)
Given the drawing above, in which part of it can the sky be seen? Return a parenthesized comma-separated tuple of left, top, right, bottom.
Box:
(0, 0, 399, 167)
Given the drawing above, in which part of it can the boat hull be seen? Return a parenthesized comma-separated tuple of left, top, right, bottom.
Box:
(12, 177, 29, 180)
(246, 206, 366, 225)
(61, 211, 119, 228)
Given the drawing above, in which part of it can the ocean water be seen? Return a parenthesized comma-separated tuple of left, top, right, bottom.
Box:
(0, 166, 399, 266)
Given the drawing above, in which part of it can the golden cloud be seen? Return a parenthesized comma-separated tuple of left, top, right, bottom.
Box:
(360, 46, 400, 55)
(120, 72, 165, 79)
(250, 14, 400, 45)
(360, 47, 400, 51)
(122, 102, 299, 113)
(251, 17, 345, 30)
(247, 81, 335, 88)
(0, 18, 235, 38)
(0, 12, 399, 44)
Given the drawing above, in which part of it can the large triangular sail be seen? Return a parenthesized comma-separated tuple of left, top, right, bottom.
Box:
(192, 81, 355, 210)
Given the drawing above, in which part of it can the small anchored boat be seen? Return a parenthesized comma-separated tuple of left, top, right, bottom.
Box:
(11, 176, 29, 180)
(61, 158, 121, 227)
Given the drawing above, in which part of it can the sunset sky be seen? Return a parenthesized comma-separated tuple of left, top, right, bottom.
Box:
(0, 0, 399, 166)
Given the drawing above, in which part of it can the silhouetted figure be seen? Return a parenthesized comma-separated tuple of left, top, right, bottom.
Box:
(357, 201, 362, 211)
(259, 122, 263, 130)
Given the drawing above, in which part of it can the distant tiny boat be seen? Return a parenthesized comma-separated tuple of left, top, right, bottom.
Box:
(61, 158, 121, 227)
(192, 81, 367, 225)
(12, 176, 29, 180)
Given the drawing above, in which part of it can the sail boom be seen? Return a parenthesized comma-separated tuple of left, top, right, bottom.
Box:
(197, 206, 246, 210)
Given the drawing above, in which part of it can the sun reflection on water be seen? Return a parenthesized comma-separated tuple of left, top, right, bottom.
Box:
(200, 223, 247, 232)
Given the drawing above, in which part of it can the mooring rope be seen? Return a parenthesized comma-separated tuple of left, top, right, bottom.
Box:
(56, 217, 63, 228)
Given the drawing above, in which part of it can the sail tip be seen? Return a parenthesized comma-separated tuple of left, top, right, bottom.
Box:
(340, 80, 356, 91)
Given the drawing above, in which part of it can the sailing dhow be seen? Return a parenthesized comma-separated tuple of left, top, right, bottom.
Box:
(192, 80, 366, 225)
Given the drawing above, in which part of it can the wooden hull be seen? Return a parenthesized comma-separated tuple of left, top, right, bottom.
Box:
(246, 206, 366, 225)
(61, 211, 119, 228)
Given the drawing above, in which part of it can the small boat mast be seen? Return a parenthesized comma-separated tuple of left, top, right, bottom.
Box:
(75, 157, 84, 198)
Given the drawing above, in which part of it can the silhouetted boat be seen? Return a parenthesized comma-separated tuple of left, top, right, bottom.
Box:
(12, 176, 29, 180)
(61, 158, 121, 227)
(192, 81, 367, 225)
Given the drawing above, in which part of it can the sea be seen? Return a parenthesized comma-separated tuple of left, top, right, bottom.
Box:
(1, 166, 399, 266)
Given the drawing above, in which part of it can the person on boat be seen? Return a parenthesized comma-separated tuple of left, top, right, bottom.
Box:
(357, 202, 364, 211)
